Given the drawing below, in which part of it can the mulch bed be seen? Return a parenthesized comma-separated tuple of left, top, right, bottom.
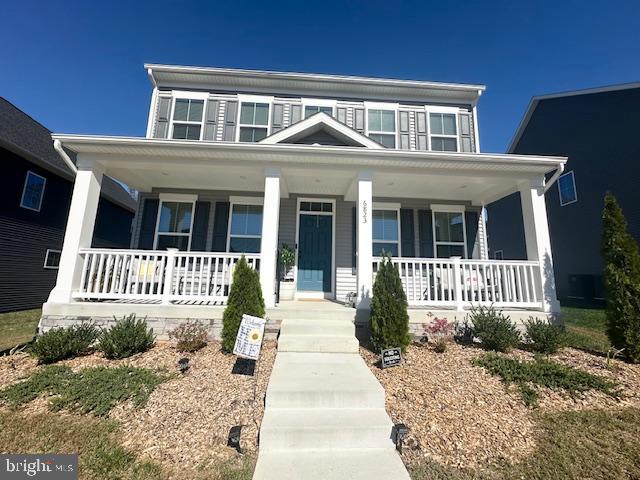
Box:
(361, 343, 640, 471)
(0, 341, 276, 478)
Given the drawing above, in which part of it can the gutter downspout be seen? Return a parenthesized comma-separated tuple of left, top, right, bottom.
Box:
(53, 139, 78, 175)
(543, 163, 565, 193)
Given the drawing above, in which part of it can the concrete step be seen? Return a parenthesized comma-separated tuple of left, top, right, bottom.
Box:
(253, 448, 411, 480)
(259, 408, 395, 451)
(279, 318, 355, 337)
(277, 334, 359, 353)
(265, 353, 385, 409)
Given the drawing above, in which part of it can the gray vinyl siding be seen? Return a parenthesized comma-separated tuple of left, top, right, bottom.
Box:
(150, 92, 477, 152)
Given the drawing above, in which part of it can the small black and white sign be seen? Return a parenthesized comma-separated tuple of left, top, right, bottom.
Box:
(381, 348, 402, 369)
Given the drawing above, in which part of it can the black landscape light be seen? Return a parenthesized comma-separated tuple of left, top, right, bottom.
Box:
(228, 425, 242, 453)
(393, 423, 409, 453)
(178, 357, 190, 374)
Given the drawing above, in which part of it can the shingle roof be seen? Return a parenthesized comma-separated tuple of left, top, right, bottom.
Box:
(0, 97, 137, 212)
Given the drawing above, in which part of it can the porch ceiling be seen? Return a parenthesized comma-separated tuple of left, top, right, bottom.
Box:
(52, 135, 567, 204)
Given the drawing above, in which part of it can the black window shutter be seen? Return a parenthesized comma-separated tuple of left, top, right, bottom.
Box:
(400, 209, 415, 257)
(465, 210, 479, 259)
(139, 199, 159, 249)
(191, 201, 210, 251)
(417, 209, 433, 258)
(211, 202, 230, 252)
(352, 206, 357, 271)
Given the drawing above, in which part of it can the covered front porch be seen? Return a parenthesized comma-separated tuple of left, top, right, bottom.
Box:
(43, 135, 564, 328)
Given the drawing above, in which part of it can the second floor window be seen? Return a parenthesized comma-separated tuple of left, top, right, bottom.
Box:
(172, 99, 204, 140)
(239, 102, 269, 142)
(20, 171, 46, 211)
(430, 113, 458, 152)
(558, 171, 577, 206)
(304, 105, 333, 118)
(367, 109, 396, 148)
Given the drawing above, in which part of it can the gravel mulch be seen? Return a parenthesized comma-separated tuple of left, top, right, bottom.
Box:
(361, 343, 640, 471)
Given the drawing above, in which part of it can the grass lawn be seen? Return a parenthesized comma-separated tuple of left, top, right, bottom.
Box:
(562, 306, 611, 354)
(0, 308, 40, 351)
(411, 407, 640, 480)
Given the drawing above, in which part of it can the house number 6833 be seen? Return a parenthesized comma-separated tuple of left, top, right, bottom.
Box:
(362, 200, 368, 224)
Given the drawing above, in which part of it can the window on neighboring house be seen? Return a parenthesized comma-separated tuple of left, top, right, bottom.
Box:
(433, 210, 466, 258)
(154, 200, 194, 250)
(171, 98, 204, 140)
(304, 105, 333, 118)
(44, 249, 61, 269)
(228, 204, 263, 253)
(494, 250, 504, 260)
(558, 171, 577, 206)
(20, 171, 46, 211)
(429, 113, 458, 152)
(239, 102, 269, 142)
(367, 109, 396, 148)
(373, 209, 400, 256)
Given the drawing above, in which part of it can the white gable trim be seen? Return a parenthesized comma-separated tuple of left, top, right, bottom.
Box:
(258, 112, 384, 149)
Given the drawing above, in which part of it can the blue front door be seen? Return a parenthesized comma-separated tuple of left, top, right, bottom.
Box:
(297, 214, 332, 292)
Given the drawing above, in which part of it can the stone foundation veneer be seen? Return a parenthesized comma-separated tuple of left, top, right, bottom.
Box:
(39, 315, 282, 341)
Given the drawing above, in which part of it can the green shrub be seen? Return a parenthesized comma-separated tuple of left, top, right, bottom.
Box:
(98, 315, 155, 360)
(168, 321, 208, 352)
(222, 256, 265, 353)
(601, 193, 640, 363)
(468, 305, 520, 352)
(473, 352, 618, 407)
(30, 323, 99, 364)
(0, 364, 168, 416)
(370, 255, 411, 353)
(525, 317, 565, 354)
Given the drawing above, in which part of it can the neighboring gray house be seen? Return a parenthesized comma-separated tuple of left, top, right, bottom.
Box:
(487, 83, 640, 305)
(0, 97, 137, 312)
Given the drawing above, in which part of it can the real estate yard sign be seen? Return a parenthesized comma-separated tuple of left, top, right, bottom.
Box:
(233, 314, 266, 360)
(381, 347, 402, 369)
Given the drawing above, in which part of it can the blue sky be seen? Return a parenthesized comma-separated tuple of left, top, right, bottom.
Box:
(2, 0, 639, 152)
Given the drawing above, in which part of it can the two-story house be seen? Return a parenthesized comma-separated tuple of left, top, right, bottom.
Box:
(41, 64, 565, 336)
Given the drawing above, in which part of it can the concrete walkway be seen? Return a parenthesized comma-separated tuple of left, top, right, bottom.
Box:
(253, 310, 410, 480)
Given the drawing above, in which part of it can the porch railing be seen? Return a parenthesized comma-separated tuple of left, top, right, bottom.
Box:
(372, 257, 543, 309)
(73, 248, 260, 304)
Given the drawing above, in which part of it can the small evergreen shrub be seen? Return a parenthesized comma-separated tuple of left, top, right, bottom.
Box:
(222, 256, 265, 353)
(168, 321, 208, 352)
(370, 255, 411, 353)
(469, 305, 520, 352)
(601, 193, 640, 363)
(30, 323, 99, 364)
(525, 317, 565, 354)
(98, 315, 155, 360)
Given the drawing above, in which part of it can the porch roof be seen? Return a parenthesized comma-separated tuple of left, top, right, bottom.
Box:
(51, 134, 567, 204)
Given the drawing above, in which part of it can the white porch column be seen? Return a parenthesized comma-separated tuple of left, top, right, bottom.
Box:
(48, 161, 104, 303)
(356, 172, 373, 310)
(259, 168, 281, 308)
(519, 176, 560, 314)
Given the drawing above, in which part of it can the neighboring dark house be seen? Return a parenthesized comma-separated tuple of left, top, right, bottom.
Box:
(487, 83, 640, 305)
(0, 97, 137, 312)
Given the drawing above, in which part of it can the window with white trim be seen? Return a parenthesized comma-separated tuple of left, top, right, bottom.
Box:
(171, 99, 204, 140)
(154, 200, 194, 250)
(228, 204, 263, 253)
(44, 249, 61, 269)
(429, 113, 458, 152)
(433, 210, 466, 258)
(239, 102, 269, 142)
(373, 209, 400, 256)
(494, 250, 504, 260)
(367, 109, 396, 148)
(20, 171, 46, 211)
(558, 171, 577, 206)
(304, 105, 333, 118)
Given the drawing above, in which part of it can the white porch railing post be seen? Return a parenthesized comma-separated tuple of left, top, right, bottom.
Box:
(259, 168, 281, 308)
(356, 172, 373, 310)
(161, 248, 178, 305)
(47, 160, 104, 304)
(519, 177, 560, 314)
(452, 256, 464, 311)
